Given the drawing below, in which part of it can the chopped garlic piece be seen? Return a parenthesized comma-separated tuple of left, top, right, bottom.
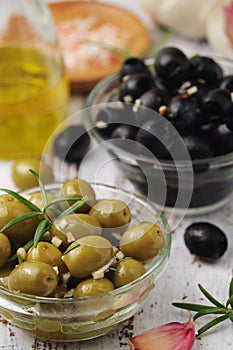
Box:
(187, 86, 198, 95)
(42, 231, 51, 240)
(92, 257, 116, 280)
(123, 95, 133, 103)
(67, 232, 75, 243)
(51, 235, 63, 248)
(53, 266, 59, 275)
(122, 74, 130, 82)
(62, 272, 71, 284)
(133, 99, 142, 112)
(64, 288, 74, 298)
(116, 250, 124, 261)
(16, 247, 26, 261)
(59, 218, 69, 230)
(96, 120, 108, 129)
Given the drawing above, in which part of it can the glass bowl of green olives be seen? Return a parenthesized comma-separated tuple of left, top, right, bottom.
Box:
(0, 179, 171, 342)
(86, 46, 233, 216)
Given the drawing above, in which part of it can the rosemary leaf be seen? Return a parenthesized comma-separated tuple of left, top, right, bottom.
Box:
(29, 169, 48, 207)
(34, 219, 49, 247)
(198, 283, 225, 308)
(0, 188, 41, 212)
(228, 278, 233, 308)
(226, 294, 233, 308)
(193, 308, 227, 321)
(8, 239, 34, 262)
(172, 302, 216, 312)
(63, 243, 80, 255)
(44, 196, 83, 210)
(58, 196, 88, 218)
(197, 314, 229, 336)
(0, 211, 41, 233)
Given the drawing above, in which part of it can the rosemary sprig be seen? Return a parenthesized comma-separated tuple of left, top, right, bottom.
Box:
(63, 243, 80, 255)
(2, 170, 88, 261)
(173, 278, 233, 336)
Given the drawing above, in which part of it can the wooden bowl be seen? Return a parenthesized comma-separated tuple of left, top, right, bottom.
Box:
(49, 1, 151, 92)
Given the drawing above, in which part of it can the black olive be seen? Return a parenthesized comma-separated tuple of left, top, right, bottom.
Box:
(119, 74, 155, 102)
(95, 105, 134, 138)
(189, 56, 223, 87)
(181, 134, 214, 160)
(138, 88, 163, 111)
(135, 118, 175, 160)
(220, 74, 233, 92)
(119, 57, 151, 79)
(203, 88, 232, 122)
(168, 94, 203, 133)
(184, 222, 227, 261)
(53, 125, 90, 163)
(154, 46, 190, 87)
(110, 124, 138, 139)
(201, 123, 233, 156)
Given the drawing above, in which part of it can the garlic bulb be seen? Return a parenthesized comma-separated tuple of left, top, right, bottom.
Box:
(205, 0, 233, 58)
(137, 0, 220, 40)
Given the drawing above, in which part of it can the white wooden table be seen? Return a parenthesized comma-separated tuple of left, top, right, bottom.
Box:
(1, 35, 233, 349)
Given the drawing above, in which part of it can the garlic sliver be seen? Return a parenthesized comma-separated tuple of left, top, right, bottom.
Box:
(128, 315, 195, 350)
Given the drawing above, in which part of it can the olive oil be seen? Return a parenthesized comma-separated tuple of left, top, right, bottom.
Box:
(0, 47, 69, 159)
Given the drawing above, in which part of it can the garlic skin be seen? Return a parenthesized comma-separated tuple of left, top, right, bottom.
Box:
(205, 0, 233, 59)
(137, 0, 219, 39)
(128, 315, 195, 350)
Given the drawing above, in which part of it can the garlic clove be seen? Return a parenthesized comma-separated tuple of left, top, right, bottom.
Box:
(205, 0, 233, 59)
(224, 1, 233, 45)
(128, 315, 195, 350)
(137, 0, 219, 40)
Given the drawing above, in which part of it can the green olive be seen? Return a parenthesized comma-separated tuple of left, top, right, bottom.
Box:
(50, 285, 68, 298)
(62, 236, 113, 279)
(89, 199, 131, 228)
(0, 233, 11, 267)
(51, 213, 102, 250)
(12, 158, 54, 190)
(26, 192, 59, 221)
(119, 222, 164, 262)
(8, 261, 58, 296)
(111, 257, 146, 288)
(74, 278, 114, 298)
(0, 194, 40, 246)
(59, 178, 96, 213)
(26, 242, 67, 276)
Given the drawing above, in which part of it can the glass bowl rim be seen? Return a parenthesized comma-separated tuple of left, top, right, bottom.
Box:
(86, 56, 233, 170)
(0, 182, 171, 304)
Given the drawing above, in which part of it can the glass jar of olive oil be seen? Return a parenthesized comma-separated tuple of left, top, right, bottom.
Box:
(0, 0, 69, 160)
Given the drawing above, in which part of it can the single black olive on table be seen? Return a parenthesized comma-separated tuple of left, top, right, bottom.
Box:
(53, 125, 90, 163)
(184, 222, 227, 261)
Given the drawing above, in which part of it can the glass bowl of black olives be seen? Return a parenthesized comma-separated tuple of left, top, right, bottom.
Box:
(86, 46, 233, 216)
(0, 179, 171, 342)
